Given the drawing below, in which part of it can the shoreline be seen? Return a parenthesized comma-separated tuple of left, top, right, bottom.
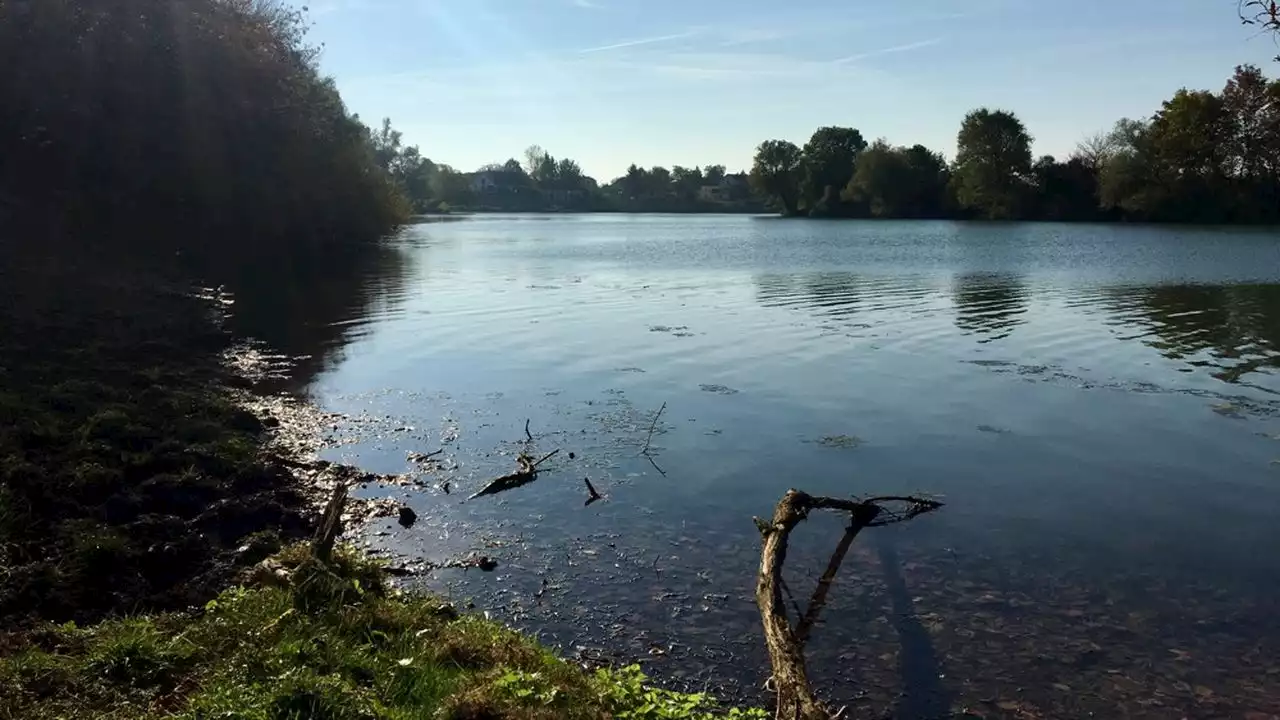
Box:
(0, 266, 766, 718)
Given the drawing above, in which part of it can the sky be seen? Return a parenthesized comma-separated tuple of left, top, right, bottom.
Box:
(300, 0, 1280, 181)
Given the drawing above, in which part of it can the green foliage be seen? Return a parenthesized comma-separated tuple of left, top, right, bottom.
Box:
(846, 140, 950, 218)
(593, 665, 769, 720)
(801, 126, 868, 212)
(750, 140, 805, 215)
(952, 108, 1034, 219)
(0, 0, 407, 253)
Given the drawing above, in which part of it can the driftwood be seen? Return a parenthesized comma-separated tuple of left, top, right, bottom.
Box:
(467, 449, 561, 501)
(755, 490, 942, 720)
(583, 477, 604, 506)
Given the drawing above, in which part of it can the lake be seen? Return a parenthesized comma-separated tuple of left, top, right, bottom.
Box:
(278, 216, 1280, 718)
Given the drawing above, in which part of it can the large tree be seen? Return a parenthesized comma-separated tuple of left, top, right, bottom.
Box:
(801, 126, 867, 212)
(951, 108, 1033, 219)
(750, 139, 804, 215)
(845, 140, 948, 218)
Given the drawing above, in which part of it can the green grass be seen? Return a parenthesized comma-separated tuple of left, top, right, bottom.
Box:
(0, 546, 767, 720)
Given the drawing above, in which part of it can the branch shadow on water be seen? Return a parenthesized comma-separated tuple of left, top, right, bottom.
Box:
(877, 537, 954, 719)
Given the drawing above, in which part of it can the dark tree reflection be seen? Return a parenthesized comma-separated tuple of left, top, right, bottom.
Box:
(951, 272, 1029, 343)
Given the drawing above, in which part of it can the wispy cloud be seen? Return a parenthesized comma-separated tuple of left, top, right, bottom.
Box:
(577, 31, 699, 54)
(571, 0, 601, 8)
(831, 38, 942, 65)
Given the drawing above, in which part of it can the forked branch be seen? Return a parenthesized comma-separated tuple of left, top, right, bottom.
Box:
(754, 489, 942, 720)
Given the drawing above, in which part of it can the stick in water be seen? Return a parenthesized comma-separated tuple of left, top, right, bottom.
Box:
(641, 401, 666, 454)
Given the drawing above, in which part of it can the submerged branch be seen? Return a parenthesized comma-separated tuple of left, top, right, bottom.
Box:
(754, 489, 942, 720)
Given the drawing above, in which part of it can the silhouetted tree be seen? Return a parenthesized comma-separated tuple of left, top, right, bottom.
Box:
(801, 126, 867, 214)
(951, 108, 1033, 219)
(751, 140, 804, 215)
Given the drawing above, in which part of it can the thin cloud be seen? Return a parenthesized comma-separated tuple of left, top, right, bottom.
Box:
(572, 0, 601, 7)
(577, 31, 698, 54)
(831, 37, 942, 65)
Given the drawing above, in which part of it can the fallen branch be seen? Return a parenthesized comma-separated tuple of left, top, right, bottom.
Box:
(467, 449, 561, 501)
(641, 402, 666, 455)
(525, 418, 533, 442)
(408, 449, 444, 463)
(755, 490, 942, 720)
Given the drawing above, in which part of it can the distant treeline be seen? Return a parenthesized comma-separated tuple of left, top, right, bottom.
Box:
(366, 134, 764, 215)
(0, 0, 408, 261)
(747, 65, 1280, 224)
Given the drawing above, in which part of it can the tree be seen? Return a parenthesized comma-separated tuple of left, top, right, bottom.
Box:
(671, 165, 704, 199)
(556, 158, 583, 188)
(1072, 131, 1118, 174)
(845, 140, 948, 218)
(620, 164, 647, 199)
(1240, 0, 1280, 60)
(647, 166, 673, 196)
(750, 140, 804, 215)
(703, 164, 727, 186)
(1097, 118, 1157, 217)
(523, 145, 548, 176)
(801, 126, 867, 212)
(951, 108, 1033, 219)
(1031, 156, 1100, 221)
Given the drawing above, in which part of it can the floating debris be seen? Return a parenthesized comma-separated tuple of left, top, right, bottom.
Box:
(811, 434, 864, 449)
(698, 384, 739, 395)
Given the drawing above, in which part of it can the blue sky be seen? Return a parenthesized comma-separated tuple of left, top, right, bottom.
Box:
(303, 0, 1280, 180)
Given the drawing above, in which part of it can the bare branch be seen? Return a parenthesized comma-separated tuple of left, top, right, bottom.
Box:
(641, 402, 666, 455)
(755, 489, 942, 720)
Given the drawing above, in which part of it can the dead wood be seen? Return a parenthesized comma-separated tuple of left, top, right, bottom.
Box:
(312, 481, 350, 563)
(755, 489, 942, 720)
(641, 401, 666, 455)
(467, 449, 561, 501)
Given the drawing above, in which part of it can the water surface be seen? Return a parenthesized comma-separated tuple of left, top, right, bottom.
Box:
(280, 216, 1280, 718)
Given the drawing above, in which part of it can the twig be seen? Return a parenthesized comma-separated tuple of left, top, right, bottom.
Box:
(641, 402, 666, 454)
(643, 451, 667, 477)
(531, 448, 560, 468)
(525, 418, 533, 442)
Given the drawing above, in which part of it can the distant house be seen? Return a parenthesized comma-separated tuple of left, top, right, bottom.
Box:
(698, 173, 751, 202)
(467, 170, 529, 194)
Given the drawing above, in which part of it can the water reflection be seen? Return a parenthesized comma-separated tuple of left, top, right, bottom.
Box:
(216, 242, 410, 391)
(1108, 284, 1280, 385)
(755, 272, 866, 319)
(951, 271, 1028, 343)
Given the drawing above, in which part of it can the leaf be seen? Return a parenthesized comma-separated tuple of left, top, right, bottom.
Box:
(397, 657, 413, 666)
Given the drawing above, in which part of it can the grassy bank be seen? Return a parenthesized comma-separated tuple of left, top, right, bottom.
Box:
(0, 545, 766, 720)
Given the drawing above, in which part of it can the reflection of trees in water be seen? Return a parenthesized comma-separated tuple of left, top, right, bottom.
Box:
(755, 271, 867, 319)
(1108, 284, 1280, 384)
(207, 244, 411, 391)
(951, 272, 1029, 342)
